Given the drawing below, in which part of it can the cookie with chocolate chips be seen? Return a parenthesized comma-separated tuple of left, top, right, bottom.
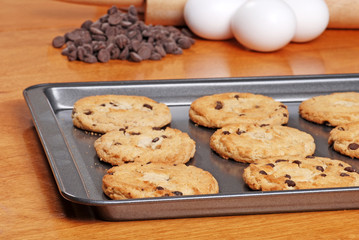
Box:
(329, 121, 359, 158)
(102, 163, 219, 199)
(210, 123, 315, 163)
(94, 126, 196, 165)
(243, 156, 359, 191)
(72, 95, 171, 133)
(299, 92, 359, 126)
(189, 92, 289, 128)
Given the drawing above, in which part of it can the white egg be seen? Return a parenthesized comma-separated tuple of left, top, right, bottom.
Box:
(231, 0, 297, 52)
(184, 0, 247, 40)
(283, 0, 329, 43)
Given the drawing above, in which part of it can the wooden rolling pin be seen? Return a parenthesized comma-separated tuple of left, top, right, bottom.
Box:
(57, 0, 359, 29)
(325, 0, 359, 29)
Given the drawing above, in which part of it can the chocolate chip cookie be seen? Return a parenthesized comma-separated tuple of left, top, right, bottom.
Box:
(299, 92, 359, 126)
(329, 121, 359, 158)
(102, 163, 219, 199)
(210, 123, 315, 163)
(94, 126, 196, 165)
(189, 92, 289, 128)
(72, 95, 171, 133)
(243, 156, 359, 191)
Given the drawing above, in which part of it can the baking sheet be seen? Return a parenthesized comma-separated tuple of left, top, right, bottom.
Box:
(23, 74, 359, 221)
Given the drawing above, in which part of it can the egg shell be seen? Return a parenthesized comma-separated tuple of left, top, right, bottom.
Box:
(231, 0, 297, 52)
(184, 0, 247, 40)
(283, 0, 329, 43)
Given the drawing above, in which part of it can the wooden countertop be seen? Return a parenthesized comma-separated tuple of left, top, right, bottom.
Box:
(2, 0, 359, 239)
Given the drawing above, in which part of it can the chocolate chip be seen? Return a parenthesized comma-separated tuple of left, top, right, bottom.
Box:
(152, 137, 160, 143)
(344, 167, 355, 172)
(119, 46, 130, 60)
(279, 104, 287, 109)
(81, 20, 93, 30)
(222, 131, 230, 135)
(306, 155, 315, 159)
(155, 45, 166, 57)
(260, 124, 269, 127)
(172, 191, 183, 196)
(266, 163, 275, 168)
(316, 166, 325, 172)
(275, 159, 288, 163)
(130, 52, 142, 62)
(107, 5, 119, 15)
(285, 174, 291, 179)
(52, 36, 65, 48)
(129, 132, 141, 135)
(105, 26, 118, 37)
(138, 46, 152, 60)
(173, 47, 183, 55)
(131, 39, 141, 51)
(97, 49, 110, 63)
(90, 26, 105, 36)
(143, 104, 153, 110)
(285, 179, 296, 187)
(236, 129, 246, 135)
(77, 46, 86, 61)
(259, 170, 267, 175)
(110, 46, 120, 59)
(163, 41, 177, 54)
(84, 55, 98, 63)
(177, 37, 192, 49)
(115, 34, 129, 49)
(215, 101, 223, 110)
(150, 52, 162, 60)
(348, 143, 359, 150)
(109, 101, 118, 106)
(123, 160, 135, 163)
(114, 142, 122, 145)
(108, 12, 123, 25)
(84, 110, 93, 115)
(340, 173, 350, 177)
(320, 174, 327, 177)
(156, 186, 164, 190)
(293, 160, 302, 166)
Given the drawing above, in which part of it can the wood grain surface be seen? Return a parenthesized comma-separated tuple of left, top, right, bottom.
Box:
(2, 0, 359, 239)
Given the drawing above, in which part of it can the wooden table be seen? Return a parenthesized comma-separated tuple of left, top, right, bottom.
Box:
(2, 0, 359, 239)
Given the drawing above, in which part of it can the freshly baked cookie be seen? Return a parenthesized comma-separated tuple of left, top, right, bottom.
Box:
(299, 92, 359, 126)
(328, 122, 359, 158)
(72, 95, 171, 133)
(243, 156, 359, 191)
(210, 123, 315, 163)
(102, 163, 219, 199)
(189, 92, 289, 128)
(94, 126, 196, 165)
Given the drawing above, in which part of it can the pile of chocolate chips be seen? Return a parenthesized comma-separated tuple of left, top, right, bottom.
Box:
(52, 5, 195, 63)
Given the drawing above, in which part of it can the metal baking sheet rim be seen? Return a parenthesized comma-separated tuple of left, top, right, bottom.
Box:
(23, 73, 359, 221)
